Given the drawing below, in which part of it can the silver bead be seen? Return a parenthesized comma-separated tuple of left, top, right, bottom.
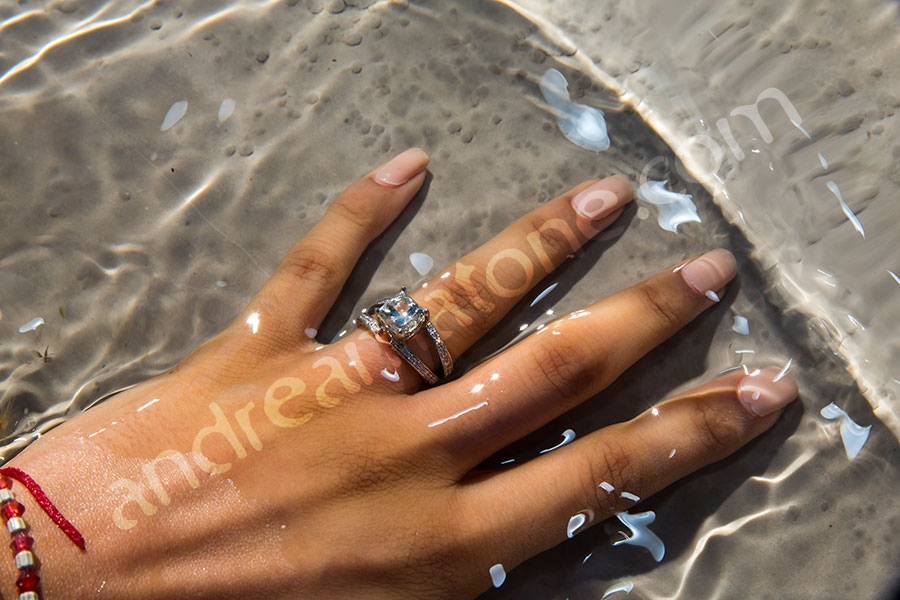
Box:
(0, 489, 15, 502)
(6, 517, 26, 534)
(14, 550, 34, 569)
(20, 592, 40, 600)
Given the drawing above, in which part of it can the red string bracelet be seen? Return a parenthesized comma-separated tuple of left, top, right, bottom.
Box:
(0, 467, 86, 600)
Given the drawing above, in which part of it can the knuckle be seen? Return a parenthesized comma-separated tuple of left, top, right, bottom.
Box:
(281, 243, 341, 285)
(585, 436, 641, 514)
(691, 399, 746, 456)
(331, 192, 376, 233)
(437, 275, 495, 330)
(527, 215, 575, 260)
(636, 283, 683, 330)
(529, 334, 592, 399)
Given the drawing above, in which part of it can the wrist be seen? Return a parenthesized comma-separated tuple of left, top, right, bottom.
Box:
(0, 461, 91, 600)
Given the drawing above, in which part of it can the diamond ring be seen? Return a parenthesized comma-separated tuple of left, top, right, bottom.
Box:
(355, 287, 452, 385)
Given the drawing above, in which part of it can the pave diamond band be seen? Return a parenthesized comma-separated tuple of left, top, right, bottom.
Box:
(355, 287, 452, 385)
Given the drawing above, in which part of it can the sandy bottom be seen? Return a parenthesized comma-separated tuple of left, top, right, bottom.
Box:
(0, 1, 898, 598)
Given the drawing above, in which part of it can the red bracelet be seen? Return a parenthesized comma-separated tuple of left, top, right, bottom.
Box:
(0, 467, 86, 600)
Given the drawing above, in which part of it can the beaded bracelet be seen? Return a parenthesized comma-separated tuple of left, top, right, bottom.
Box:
(0, 467, 86, 600)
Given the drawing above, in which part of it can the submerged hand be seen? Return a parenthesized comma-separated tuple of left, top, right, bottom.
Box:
(3, 148, 798, 599)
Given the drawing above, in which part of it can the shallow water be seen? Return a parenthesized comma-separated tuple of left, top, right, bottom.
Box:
(1, 0, 899, 598)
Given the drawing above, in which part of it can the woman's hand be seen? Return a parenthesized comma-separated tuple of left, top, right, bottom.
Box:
(3, 148, 797, 600)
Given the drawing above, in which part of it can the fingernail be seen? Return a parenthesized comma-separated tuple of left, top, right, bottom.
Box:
(738, 367, 799, 417)
(679, 249, 737, 300)
(374, 147, 429, 187)
(571, 176, 630, 221)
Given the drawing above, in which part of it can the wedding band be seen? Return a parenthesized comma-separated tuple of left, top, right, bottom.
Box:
(355, 287, 452, 385)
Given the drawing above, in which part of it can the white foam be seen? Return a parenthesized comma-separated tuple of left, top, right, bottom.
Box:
(637, 180, 702, 234)
(599, 481, 615, 493)
(732, 315, 750, 335)
(380, 368, 400, 382)
(17, 317, 44, 333)
(820, 403, 871, 460)
(409, 252, 434, 276)
(621, 492, 641, 502)
(218, 98, 235, 122)
(818, 152, 829, 169)
(160, 100, 188, 131)
(613, 510, 665, 562)
(539, 69, 610, 151)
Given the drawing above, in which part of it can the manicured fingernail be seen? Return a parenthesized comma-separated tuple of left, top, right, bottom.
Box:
(374, 147, 429, 187)
(679, 249, 737, 300)
(571, 176, 630, 221)
(738, 367, 799, 417)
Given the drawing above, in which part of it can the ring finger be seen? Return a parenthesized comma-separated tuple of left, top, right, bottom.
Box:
(349, 174, 633, 389)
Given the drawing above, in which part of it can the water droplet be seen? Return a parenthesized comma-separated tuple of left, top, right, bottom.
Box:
(539, 429, 576, 453)
(489, 564, 506, 588)
(161, 100, 188, 131)
(601, 581, 635, 599)
(530, 282, 558, 307)
(246, 312, 260, 334)
(567, 512, 587, 538)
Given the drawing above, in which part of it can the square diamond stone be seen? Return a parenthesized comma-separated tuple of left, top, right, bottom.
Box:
(377, 290, 427, 339)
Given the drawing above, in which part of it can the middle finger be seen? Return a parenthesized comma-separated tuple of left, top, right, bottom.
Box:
(417, 249, 737, 470)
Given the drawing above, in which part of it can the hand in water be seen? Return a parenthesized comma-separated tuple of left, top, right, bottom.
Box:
(3, 148, 798, 599)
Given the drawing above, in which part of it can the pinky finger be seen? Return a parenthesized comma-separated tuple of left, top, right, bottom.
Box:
(457, 367, 798, 571)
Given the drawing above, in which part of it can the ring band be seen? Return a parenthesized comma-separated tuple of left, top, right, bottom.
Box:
(355, 287, 452, 385)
